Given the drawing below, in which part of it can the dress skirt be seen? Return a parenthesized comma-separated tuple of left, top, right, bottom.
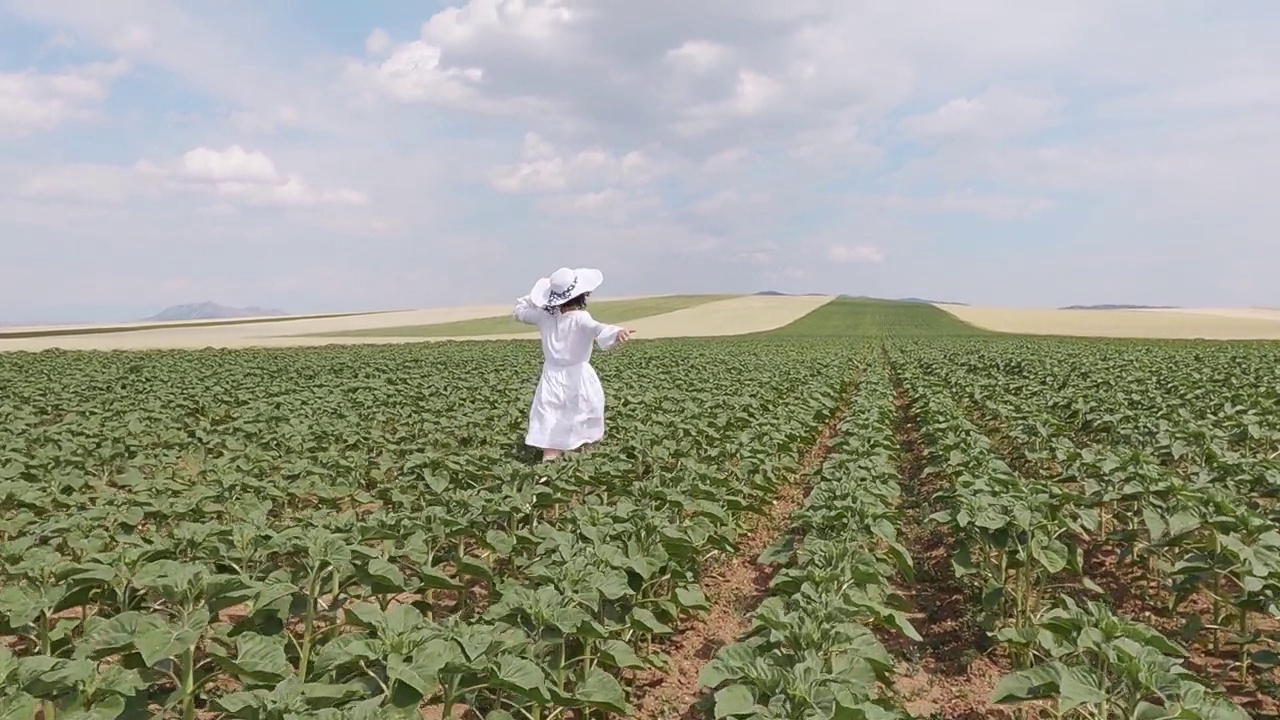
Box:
(525, 361, 607, 451)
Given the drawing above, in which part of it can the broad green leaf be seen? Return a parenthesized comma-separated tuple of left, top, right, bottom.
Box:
(1132, 701, 1173, 720)
(386, 653, 442, 698)
(757, 535, 796, 565)
(630, 608, 673, 634)
(365, 558, 406, 590)
(492, 655, 549, 702)
(675, 585, 710, 612)
(573, 668, 630, 715)
(216, 632, 293, 684)
(1057, 665, 1107, 711)
(1031, 538, 1069, 573)
(990, 666, 1059, 704)
(713, 684, 757, 718)
(598, 639, 645, 669)
(135, 611, 208, 667)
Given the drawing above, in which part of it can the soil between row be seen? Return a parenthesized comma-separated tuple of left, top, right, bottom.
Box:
(629, 372, 863, 720)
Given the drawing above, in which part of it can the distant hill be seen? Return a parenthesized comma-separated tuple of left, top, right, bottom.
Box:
(144, 302, 287, 322)
(753, 291, 848, 297)
(897, 297, 970, 306)
(1060, 304, 1181, 310)
(828, 294, 971, 306)
(754, 291, 970, 305)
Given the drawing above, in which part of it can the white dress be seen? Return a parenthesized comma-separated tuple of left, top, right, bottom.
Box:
(513, 297, 625, 451)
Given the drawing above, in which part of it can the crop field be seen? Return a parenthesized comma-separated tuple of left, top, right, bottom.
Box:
(3, 299, 1280, 719)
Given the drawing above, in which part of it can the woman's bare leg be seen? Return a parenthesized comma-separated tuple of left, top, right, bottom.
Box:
(541, 448, 562, 462)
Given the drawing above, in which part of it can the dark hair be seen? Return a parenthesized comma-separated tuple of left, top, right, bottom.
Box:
(559, 292, 589, 312)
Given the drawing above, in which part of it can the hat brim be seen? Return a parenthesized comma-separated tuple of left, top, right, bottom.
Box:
(529, 268, 604, 307)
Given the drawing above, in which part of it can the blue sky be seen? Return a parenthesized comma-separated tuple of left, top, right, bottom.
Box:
(2, 0, 1279, 323)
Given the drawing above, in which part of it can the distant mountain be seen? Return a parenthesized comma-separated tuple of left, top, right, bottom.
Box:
(144, 302, 287, 322)
(1060, 304, 1181, 310)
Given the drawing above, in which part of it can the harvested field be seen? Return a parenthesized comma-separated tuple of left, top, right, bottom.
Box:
(1137, 307, 1280, 321)
(939, 304, 1280, 339)
(0, 304, 511, 351)
(0, 310, 386, 339)
(319, 294, 736, 338)
(0, 295, 832, 351)
(624, 294, 835, 338)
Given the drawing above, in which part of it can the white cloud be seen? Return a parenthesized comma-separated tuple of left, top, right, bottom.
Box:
(45, 30, 75, 49)
(901, 86, 1062, 142)
(536, 188, 660, 224)
(18, 164, 139, 204)
(210, 176, 368, 208)
(159, 147, 367, 208)
(0, 59, 129, 137)
(110, 23, 154, 53)
(826, 245, 886, 264)
(870, 190, 1056, 221)
(365, 28, 393, 56)
(348, 40, 484, 105)
(488, 132, 665, 194)
(4, 0, 345, 136)
(691, 189, 746, 217)
(733, 240, 779, 267)
(228, 105, 301, 134)
(699, 148, 754, 176)
(930, 191, 1055, 220)
(669, 70, 784, 136)
(421, 0, 577, 46)
(664, 40, 732, 72)
(789, 116, 879, 165)
(344, 0, 579, 111)
(178, 146, 280, 184)
(18, 147, 368, 210)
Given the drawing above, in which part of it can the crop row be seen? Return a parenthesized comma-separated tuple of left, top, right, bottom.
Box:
(895, 339, 1280, 456)
(903, 342, 1280, 686)
(0, 341, 864, 719)
(891, 350, 1254, 719)
(697, 354, 920, 719)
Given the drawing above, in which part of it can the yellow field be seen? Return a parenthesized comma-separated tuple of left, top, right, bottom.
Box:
(939, 305, 1280, 340)
(0, 295, 835, 351)
(321, 295, 736, 338)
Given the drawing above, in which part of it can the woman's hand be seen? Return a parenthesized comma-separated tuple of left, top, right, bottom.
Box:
(616, 328, 635, 343)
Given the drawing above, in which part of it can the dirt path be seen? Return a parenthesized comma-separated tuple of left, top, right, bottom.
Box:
(886, 366, 1013, 720)
(628, 373, 860, 720)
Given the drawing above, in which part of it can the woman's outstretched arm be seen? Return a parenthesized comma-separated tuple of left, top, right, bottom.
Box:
(512, 296, 544, 326)
(584, 314, 633, 350)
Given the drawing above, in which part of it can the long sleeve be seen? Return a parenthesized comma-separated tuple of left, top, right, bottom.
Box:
(512, 296, 544, 326)
(582, 313, 624, 350)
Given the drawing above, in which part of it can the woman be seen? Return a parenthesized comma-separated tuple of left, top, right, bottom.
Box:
(512, 267, 635, 461)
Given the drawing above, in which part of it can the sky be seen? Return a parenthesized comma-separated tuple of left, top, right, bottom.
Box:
(2, 0, 1279, 323)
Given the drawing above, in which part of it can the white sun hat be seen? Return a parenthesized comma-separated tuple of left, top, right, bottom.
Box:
(529, 267, 604, 307)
